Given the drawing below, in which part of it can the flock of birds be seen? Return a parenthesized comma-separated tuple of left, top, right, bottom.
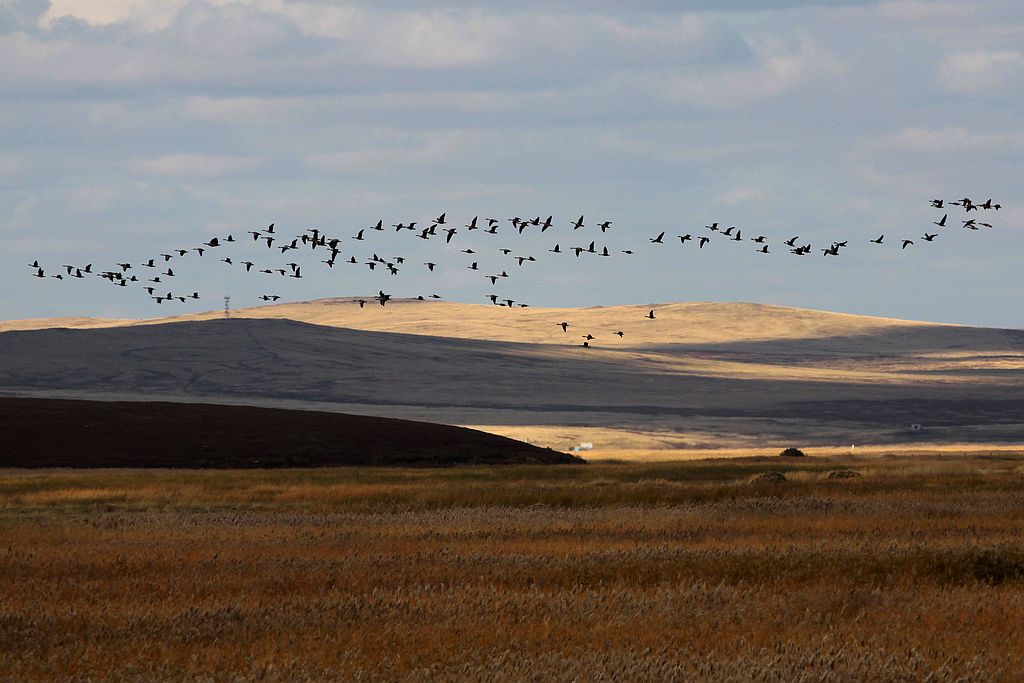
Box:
(28, 196, 1002, 347)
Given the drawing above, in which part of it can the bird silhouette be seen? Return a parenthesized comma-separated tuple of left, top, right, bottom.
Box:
(650, 231, 665, 244)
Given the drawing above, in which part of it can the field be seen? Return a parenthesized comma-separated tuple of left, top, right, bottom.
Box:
(3, 453, 1024, 680)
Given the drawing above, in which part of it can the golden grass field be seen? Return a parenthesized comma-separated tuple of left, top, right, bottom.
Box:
(3, 453, 1024, 681)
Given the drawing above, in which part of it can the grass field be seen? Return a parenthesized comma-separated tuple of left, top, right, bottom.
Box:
(3, 453, 1024, 680)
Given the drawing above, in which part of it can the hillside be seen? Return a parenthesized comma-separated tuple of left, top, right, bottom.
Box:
(0, 397, 578, 468)
(1, 302, 1022, 452)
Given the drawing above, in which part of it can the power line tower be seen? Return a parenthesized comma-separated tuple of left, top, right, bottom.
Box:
(223, 295, 231, 320)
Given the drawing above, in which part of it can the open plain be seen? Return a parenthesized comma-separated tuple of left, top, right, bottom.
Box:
(3, 454, 1024, 680)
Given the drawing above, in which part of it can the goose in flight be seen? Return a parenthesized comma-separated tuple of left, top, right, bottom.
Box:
(698, 236, 710, 248)
(678, 234, 692, 244)
(870, 235, 884, 244)
(784, 236, 799, 247)
(930, 199, 943, 208)
(549, 244, 561, 253)
(706, 222, 719, 231)
(933, 214, 947, 227)
(598, 221, 612, 232)
(356, 299, 367, 308)
(751, 235, 767, 244)
(444, 228, 457, 243)
(260, 295, 281, 301)
(433, 212, 446, 225)
(615, 330, 624, 337)
(571, 215, 584, 230)
(650, 231, 665, 244)
(757, 245, 769, 253)
(203, 237, 220, 248)
(922, 233, 937, 242)
(465, 216, 479, 230)
(901, 239, 914, 249)
(646, 310, 656, 320)
(583, 333, 595, 340)
(559, 322, 569, 332)
(377, 290, 391, 306)
(424, 262, 436, 271)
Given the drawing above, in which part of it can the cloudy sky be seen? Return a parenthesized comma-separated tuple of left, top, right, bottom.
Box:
(2, 0, 1021, 326)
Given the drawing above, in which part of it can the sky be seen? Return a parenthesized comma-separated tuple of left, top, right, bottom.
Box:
(1, 0, 1021, 327)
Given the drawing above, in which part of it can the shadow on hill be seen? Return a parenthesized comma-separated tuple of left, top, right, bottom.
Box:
(0, 397, 582, 468)
(635, 324, 1024, 361)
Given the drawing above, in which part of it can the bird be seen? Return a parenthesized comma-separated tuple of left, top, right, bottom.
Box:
(646, 310, 655, 319)
(370, 219, 383, 231)
(901, 239, 914, 249)
(424, 262, 436, 271)
(571, 215, 584, 230)
(615, 331, 624, 337)
(706, 222, 719, 231)
(203, 238, 219, 248)
(757, 245, 769, 253)
(582, 333, 595, 340)
(870, 235, 884, 244)
(598, 221, 612, 232)
(433, 212, 446, 225)
(468, 262, 478, 270)
(650, 231, 665, 244)
(465, 216, 479, 230)
(678, 234, 692, 244)
(698, 237, 710, 248)
(377, 290, 391, 306)
(922, 233, 937, 242)
(549, 244, 561, 253)
(444, 228, 457, 243)
(559, 322, 569, 332)
(260, 295, 281, 301)
(933, 214, 947, 227)
(784, 236, 799, 247)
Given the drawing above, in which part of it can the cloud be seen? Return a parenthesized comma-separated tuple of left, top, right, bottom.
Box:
(131, 153, 261, 177)
(649, 37, 841, 108)
(887, 126, 1024, 153)
(938, 49, 1024, 94)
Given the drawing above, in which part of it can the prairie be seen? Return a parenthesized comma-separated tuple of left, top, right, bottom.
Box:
(3, 453, 1024, 680)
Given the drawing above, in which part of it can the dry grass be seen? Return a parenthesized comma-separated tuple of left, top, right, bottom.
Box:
(2, 454, 1024, 680)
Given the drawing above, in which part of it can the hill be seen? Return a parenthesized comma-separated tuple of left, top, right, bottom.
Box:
(1, 300, 1022, 454)
(0, 397, 578, 468)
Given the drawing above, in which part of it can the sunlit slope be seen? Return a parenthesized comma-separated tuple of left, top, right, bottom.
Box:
(4, 299, 1019, 354)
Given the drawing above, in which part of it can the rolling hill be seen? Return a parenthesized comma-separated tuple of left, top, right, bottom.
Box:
(1, 299, 1022, 454)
